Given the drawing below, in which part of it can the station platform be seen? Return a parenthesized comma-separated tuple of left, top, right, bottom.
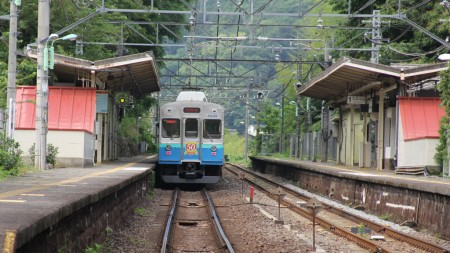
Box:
(0, 155, 156, 253)
(252, 156, 450, 196)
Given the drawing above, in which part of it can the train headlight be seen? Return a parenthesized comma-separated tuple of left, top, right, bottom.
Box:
(211, 145, 217, 152)
(165, 145, 172, 151)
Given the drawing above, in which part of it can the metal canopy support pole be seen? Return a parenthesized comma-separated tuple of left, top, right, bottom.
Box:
(7, 0, 18, 139)
(104, 98, 111, 161)
(321, 103, 329, 162)
(280, 93, 285, 153)
(36, 0, 50, 170)
(97, 114, 103, 164)
(362, 110, 367, 167)
(377, 89, 385, 171)
(349, 107, 355, 166)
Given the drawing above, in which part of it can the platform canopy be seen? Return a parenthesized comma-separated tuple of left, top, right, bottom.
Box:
(26, 50, 160, 98)
(299, 57, 448, 101)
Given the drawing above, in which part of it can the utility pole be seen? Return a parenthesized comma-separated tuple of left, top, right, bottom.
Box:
(371, 10, 381, 63)
(280, 93, 285, 153)
(245, 90, 249, 160)
(35, 0, 50, 170)
(6, 0, 20, 138)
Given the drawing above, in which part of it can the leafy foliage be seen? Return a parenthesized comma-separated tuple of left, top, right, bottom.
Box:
(119, 116, 139, 142)
(327, 0, 448, 64)
(0, 133, 23, 177)
(46, 144, 59, 167)
(118, 96, 158, 154)
(435, 65, 450, 167)
(28, 143, 59, 168)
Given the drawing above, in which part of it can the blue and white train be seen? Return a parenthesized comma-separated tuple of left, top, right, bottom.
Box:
(157, 91, 224, 184)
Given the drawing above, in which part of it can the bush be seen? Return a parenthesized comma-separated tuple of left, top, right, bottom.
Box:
(47, 144, 59, 167)
(0, 134, 23, 176)
(28, 143, 59, 168)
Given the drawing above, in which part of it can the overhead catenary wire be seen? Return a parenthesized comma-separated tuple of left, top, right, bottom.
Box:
(387, 44, 446, 57)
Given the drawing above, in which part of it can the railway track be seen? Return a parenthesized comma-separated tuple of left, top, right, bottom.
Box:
(161, 187, 235, 253)
(225, 163, 448, 253)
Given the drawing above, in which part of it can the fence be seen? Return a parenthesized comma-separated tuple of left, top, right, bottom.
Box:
(259, 131, 338, 162)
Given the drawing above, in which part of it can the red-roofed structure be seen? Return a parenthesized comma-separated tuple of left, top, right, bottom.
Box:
(14, 51, 160, 168)
(16, 86, 96, 133)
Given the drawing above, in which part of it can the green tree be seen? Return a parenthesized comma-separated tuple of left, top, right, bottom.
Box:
(435, 64, 450, 167)
(327, 0, 448, 64)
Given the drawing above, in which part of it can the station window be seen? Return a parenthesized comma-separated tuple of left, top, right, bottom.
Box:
(162, 118, 180, 138)
(203, 119, 222, 139)
(185, 118, 198, 138)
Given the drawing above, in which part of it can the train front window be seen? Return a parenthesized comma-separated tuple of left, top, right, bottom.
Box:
(185, 118, 198, 138)
(162, 119, 180, 138)
(203, 119, 222, 139)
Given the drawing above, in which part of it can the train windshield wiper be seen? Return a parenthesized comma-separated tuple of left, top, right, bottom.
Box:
(205, 132, 213, 142)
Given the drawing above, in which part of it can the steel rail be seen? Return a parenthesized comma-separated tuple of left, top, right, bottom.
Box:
(226, 164, 449, 253)
(202, 188, 235, 253)
(225, 165, 386, 252)
(160, 188, 179, 253)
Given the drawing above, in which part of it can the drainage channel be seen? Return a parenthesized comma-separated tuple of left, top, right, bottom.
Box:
(161, 187, 235, 253)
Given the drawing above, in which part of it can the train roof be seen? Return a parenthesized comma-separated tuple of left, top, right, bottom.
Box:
(176, 91, 207, 102)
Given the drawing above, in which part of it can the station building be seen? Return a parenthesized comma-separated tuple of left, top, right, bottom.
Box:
(13, 51, 160, 167)
(299, 57, 448, 172)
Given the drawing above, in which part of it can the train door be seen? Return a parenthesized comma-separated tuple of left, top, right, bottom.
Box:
(182, 118, 200, 161)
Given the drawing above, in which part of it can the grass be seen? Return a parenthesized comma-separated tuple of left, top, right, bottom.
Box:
(224, 131, 246, 164)
(134, 207, 150, 216)
(224, 130, 297, 166)
(85, 244, 104, 253)
(0, 162, 38, 182)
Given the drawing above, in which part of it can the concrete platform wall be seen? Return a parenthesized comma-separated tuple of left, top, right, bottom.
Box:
(251, 158, 450, 239)
(15, 169, 152, 253)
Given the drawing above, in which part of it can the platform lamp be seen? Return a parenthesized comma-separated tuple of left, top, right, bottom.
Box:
(44, 34, 78, 72)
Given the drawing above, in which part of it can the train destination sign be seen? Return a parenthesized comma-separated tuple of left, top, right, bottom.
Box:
(183, 107, 201, 113)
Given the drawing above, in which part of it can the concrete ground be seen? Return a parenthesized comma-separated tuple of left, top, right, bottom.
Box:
(0, 155, 156, 252)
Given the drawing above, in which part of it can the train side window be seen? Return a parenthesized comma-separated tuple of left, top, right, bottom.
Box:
(162, 118, 180, 138)
(203, 119, 221, 139)
(185, 118, 198, 138)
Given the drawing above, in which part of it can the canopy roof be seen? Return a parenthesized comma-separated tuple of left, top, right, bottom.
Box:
(299, 57, 447, 100)
(26, 50, 160, 98)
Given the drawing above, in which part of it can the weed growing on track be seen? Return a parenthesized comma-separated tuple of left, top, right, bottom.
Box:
(379, 213, 393, 221)
(84, 243, 103, 253)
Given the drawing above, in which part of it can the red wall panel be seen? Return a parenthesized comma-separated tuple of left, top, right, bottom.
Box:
(15, 86, 96, 133)
(399, 97, 445, 141)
